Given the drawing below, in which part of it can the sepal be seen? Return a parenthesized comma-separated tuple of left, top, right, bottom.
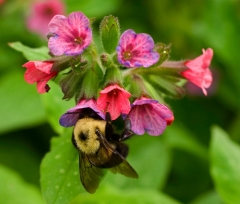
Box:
(103, 64, 123, 86)
(100, 15, 120, 54)
(125, 74, 146, 98)
(76, 65, 101, 101)
(144, 74, 186, 99)
(46, 55, 73, 72)
(60, 71, 83, 100)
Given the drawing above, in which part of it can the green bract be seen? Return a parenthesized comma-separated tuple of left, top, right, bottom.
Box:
(100, 15, 120, 54)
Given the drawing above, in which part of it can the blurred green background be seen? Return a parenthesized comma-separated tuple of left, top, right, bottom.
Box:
(1, 0, 240, 203)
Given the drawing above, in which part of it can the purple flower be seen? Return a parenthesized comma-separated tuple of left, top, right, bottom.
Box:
(48, 11, 92, 56)
(116, 29, 159, 68)
(59, 99, 105, 127)
(128, 97, 174, 136)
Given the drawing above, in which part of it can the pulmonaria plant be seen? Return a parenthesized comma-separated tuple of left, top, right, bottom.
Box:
(116, 29, 160, 68)
(22, 61, 57, 93)
(181, 48, 213, 95)
(48, 11, 92, 56)
(60, 99, 105, 127)
(127, 97, 174, 136)
(20, 12, 213, 136)
(97, 84, 131, 120)
(13, 10, 214, 197)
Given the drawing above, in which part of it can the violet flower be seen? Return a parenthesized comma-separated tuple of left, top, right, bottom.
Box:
(116, 29, 159, 68)
(128, 97, 174, 136)
(48, 11, 92, 56)
(59, 99, 105, 127)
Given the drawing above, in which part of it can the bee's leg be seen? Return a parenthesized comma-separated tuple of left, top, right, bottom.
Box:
(105, 111, 114, 141)
(119, 117, 133, 141)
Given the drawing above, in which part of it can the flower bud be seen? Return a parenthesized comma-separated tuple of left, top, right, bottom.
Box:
(154, 43, 171, 66)
(100, 15, 120, 54)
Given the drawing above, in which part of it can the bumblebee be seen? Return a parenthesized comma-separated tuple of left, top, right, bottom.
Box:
(72, 108, 138, 193)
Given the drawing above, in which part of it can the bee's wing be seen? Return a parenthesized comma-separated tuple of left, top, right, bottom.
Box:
(89, 133, 139, 179)
(108, 159, 138, 178)
(79, 151, 105, 194)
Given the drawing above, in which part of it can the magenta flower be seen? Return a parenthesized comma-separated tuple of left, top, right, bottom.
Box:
(97, 84, 131, 120)
(59, 99, 105, 127)
(48, 11, 92, 56)
(181, 48, 213, 96)
(27, 0, 65, 37)
(128, 97, 174, 136)
(116, 29, 159, 68)
(23, 61, 57, 94)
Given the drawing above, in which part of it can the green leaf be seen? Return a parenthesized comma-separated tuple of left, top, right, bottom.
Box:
(70, 183, 181, 204)
(9, 41, 50, 60)
(0, 164, 44, 204)
(100, 15, 120, 54)
(41, 81, 75, 135)
(0, 71, 46, 134)
(40, 128, 84, 204)
(210, 126, 240, 204)
(102, 135, 172, 190)
(190, 190, 223, 204)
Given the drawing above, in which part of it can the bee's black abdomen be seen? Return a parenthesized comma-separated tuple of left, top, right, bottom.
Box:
(116, 143, 129, 159)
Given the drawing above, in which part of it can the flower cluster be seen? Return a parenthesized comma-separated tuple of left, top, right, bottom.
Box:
(22, 11, 214, 137)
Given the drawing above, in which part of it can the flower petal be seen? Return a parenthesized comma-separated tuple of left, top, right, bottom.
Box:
(59, 99, 105, 127)
(117, 29, 159, 68)
(48, 11, 92, 56)
(182, 48, 214, 95)
(22, 61, 57, 93)
(97, 84, 131, 120)
(128, 97, 173, 136)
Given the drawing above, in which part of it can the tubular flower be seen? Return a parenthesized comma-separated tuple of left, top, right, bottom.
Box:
(116, 29, 159, 68)
(181, 48, 213, 96)
(128, 97, 174, 136)
(97, 84, 131, 120)
(59, 99, 105, 127)
(48, 11, 92, 56)
(23, 61, 57, 94)
(27, 0, 65, 37)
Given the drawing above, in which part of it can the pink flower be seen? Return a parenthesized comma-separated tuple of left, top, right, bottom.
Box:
(181, 48, 213, 96)
(27, 0, 65, 37)
(22, 61, 57, 94)
(116, 29, 159, 68)
(97, 84, 131, 120)
(59, 99, 105, 127)
(48, 11, 92, 56)
(128, 97, 174, 136)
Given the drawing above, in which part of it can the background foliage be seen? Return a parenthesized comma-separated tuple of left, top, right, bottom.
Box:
(0, 0, 240, 203)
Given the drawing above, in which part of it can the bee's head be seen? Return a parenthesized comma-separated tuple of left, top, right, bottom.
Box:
(73, 118, 106, 154)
